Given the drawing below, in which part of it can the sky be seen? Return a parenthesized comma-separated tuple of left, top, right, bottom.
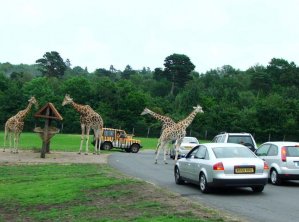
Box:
(1, 0, 299, 73)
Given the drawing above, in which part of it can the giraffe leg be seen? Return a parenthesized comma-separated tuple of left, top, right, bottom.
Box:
(85, 127, 90, 155)
(174, 138, 183, 162)
(79, 125, 85, 154)
(94, 131, 99, 155)
(163, 143, 168, 164)
(15, 133, 20, 154)
(9, 132, 12, 153)
(155, 141, 166, 164)
(95, 129, 102, 155)
(13, 133, 17, 154)
(3, 127, 8, 152)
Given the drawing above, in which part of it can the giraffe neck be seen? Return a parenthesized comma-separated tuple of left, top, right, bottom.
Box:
(147, 110, 169, 123)
(179, 109, 199, 128)
(71, 101, 88, 115)
(16, 102, 33, 121)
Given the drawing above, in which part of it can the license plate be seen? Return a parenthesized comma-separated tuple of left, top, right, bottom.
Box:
(234, 167, 255, 174)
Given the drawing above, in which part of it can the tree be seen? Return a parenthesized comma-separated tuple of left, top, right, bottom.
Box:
(267, 58, 299, 86)
(36, 51, 67, 78)
(153, 68, 164, 81)
(163, 54, 195, 95)
(122, 65, 136, 79)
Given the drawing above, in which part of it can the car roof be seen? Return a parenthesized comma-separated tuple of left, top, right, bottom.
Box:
(225, 132, 252, 136)
(201, 143, 246, 148)
(262, 141, 299, 146)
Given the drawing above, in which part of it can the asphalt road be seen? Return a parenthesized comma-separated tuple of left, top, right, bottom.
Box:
(108, 150, 299, 222)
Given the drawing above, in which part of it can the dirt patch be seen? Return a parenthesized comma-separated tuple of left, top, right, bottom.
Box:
(0, 150, 108, 165)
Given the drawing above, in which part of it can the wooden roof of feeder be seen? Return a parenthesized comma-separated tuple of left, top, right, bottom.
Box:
(34, 102, 63, 121)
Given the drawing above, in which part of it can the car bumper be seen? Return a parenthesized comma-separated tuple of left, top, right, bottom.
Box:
(279, 167, 299, 176)
(210, 178, 268, 187)
(278, 174, 299, 180)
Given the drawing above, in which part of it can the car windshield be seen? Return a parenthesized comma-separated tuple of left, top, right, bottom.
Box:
(227, 135, 253, 144)
(286, 146, 299, 157)
(212, 146, 256, 158)
(183, 137, 198, 143)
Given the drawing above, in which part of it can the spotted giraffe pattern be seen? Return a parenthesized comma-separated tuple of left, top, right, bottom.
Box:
(141, 108, 176, 131)
(4, 96, 38, 153)
(141, 108, 176, 153)
(155, 105, 204, 164)
(62, 94, 103, 155)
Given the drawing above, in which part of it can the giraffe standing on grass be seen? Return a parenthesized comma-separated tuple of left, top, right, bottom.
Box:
(4, 96, 38, 153)
(155, 105, 204, 164)
(62, 94, 103, 155)
(141, 108, 176, 154)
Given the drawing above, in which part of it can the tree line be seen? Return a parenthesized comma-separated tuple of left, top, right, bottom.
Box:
(1, 51, 299, 142)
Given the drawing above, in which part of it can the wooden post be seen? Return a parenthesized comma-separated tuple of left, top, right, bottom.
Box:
(41, 107, 50, 158)
(34, 102, 63, 158)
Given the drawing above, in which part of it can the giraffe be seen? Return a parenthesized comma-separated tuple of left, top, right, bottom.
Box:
(155, 105, 204, 164)
(62, 94, 103, 155)
(4, 96, 38, 153)
(141, 107, 176, 154)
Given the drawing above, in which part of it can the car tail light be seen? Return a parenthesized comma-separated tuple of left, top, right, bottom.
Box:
(281, 146, 287, 162)
(263, 161, 269, 170)
(213, 162, 224, 171)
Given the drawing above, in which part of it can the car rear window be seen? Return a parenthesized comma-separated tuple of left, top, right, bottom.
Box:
(227, 135, 253, 144)
(286, 146, 299, 157)
(212, 147, 256, 158)
(183, 137, 198, 143)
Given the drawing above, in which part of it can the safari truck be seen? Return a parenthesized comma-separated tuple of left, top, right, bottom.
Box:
(92, 128, 142, 153)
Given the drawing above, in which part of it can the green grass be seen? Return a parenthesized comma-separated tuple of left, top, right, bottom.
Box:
(0, 164, 233, 222)
(0, 132, 160, 152)
(0, 132, 210, 153)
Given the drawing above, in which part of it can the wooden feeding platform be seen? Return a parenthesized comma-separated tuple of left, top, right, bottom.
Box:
(33, 102, 63, 158)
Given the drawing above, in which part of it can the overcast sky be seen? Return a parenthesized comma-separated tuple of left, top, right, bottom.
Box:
(1, 0, 299, 73)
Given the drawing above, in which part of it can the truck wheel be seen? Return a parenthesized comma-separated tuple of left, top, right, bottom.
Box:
(101, 142, 112, 150)
(130, 144, 140, 153)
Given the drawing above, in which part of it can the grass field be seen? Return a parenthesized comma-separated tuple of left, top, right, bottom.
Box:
(0, 164, 236, 222)
(0, 132, 238, 221)
(0, 132, 209, 153)
(0, 132, 159, 152)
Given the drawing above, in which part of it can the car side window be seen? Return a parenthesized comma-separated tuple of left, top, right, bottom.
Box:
(186, 147, 199, 158)
(219, 135, 225, 143)
(256, 144, 271, 156)
(267, 145, 278, 156)
(195, 146, 207, 159)
(212, 136, 219, 142)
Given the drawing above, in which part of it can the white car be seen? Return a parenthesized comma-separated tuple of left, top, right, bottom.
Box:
(212, 132, 257, 152)
(169, 137, 199, 159)
(174, 143, 269, 193)
(255, 141, 299, 185)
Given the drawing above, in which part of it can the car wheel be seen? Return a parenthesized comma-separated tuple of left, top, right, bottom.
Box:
(170, 151, 174, 159)
(130, 144, 140, 153)
(270, 169, 282, 185)
(251, 186, 264, 193)
(174, 167, 184, 185)
(101, 142, 112, 150)
(199, 173, 210, 193)
(125, 148, 131, 153)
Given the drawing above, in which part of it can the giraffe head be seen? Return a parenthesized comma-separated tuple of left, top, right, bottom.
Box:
(193, 105, 204, 113)
(140, 108, 151, 115)
(62, 94, 73, 106)
(29, 96, 38, 109)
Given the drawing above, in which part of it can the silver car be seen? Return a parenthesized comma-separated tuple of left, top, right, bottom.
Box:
(169, 137, 199, 159)
(174, 143, 269, 193)
(255, 141, 299, 185)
